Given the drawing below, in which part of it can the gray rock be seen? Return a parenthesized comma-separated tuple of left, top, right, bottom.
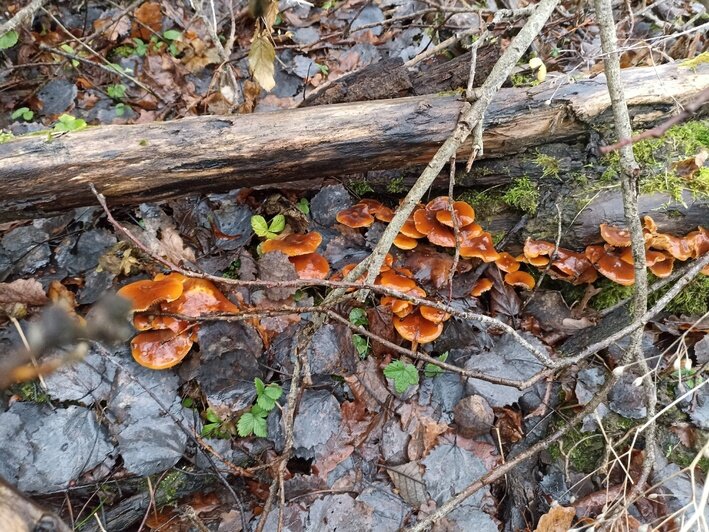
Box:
(37, 79, 77, 116)
(683, 385, 709, 429)
(463, 333, 546, 407)
(44, 344, 115, 404)
(380, 418, 410, 465)
(453, 395, 494, 438)
(350, 5, 385, 36)
(293, 390, 341, 459)
(307, 323, 357, 376)
(0, 403, 114, 493)
(0, 410, 30, 485)
(310, 184, 352, 227)
(575, 367, 609, 432)
(211, 202, 252, 251)
(609, 375, 647, 419)
(307, 494, 373, 531)
(1, 224, 51, 275)
(106, 357, 187, 476)
(78, 269, 116, 304)
(356, 483, 411, 532)
(422, 443, 488, 507)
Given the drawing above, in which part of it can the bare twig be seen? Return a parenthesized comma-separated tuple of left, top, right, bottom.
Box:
(0, 0, 46, 36)
(593, 1, 653, 520)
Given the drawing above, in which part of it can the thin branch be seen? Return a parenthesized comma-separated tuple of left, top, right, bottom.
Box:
(0, 0, 46, 36)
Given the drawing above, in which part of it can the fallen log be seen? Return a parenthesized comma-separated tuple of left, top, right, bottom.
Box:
(0, 61, 706, 222)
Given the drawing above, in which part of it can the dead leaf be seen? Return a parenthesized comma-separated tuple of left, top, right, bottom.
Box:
(158, 225, 196, 264)
(132, 1, 163, 40)
(249, 30, 276, 92)
(535, 504, 575, 532)
(673, 149, 708, 179)
(494, 406, 524, 443)
(0, 279, 49, 306)
(386, 462, 427, 508)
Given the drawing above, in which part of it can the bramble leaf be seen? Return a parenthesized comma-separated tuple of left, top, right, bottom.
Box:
(384, 360, 419, 393)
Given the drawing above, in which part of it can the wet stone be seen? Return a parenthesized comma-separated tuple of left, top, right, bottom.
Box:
(380, 418, 410, 465)
(307, 323, 357, 377)
(453, 395, 494, 438)
(1, 224, 51, 275)
(106, 356, 187, 476)
(609, 374, 647, 419)
(310, 184, 352, 227)
(44, 344, 115, 404)
(78, 269, 116, 305)
(293, 390, 341, 459)
(37, 79, 77, 116)
(0, 403, 114, 494)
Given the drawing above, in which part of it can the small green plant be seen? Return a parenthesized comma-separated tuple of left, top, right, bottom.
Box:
(162, 29, 182, 56)
(201, 408, 235, 439)
(386, 176, 406, 194)
(133, 37, 149, 56)
(534, 152, 560, 178)
(672, 367, 704, 391)
(424, 352, 448, 378)
(11, 107, 33, 121)
(384, 360, 419, 393)
(349, 308, 370, 358)
(0, 131, 15, 143)
(222, 259, 241, 279)
(296, 198, 310, 215)
(349, 178, 374, 196)
(114, 103, 130, 117)
(0, 30, 19, 50)
(53, 114, 87, 133)
(237, 378, 283, 438)
(502, 176, 540, 214)
(107, 83, 127, 101)
(251, 214, 285, 239)
(59, 44, 80, 67)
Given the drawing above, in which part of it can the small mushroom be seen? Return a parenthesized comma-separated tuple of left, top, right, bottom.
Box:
(394, 233, 419, 250)
(261, 232, 323, 256)
(551, 248, 598, 285)
(495, 252, 520, 273)
(435, 201, 475, 228)
(460, 232, 499, 262)
(393, 310, 444, 347)
(131, 329, 194, 370)
(504, 271, 535, 290)
(133, 314, 187, 333)
(381, 296, 414, 318)
(470, 278, 493, 297)
(289, 252, 330, 279)
(414, 208, 456, 247)
(358, 199, 394, 222)
(336, 204, 375, 228)
(524, 239, 556, 259)
(600, 223, 631, 247)
(377, 270, 422, 295)
(162, 278, 240, 317)
(117, 276, 184, 312)
(400, 218, 426, 239)
(585, 245, 635, 286)
(419, 305, 451, 324)
(647, 232, 693, 261)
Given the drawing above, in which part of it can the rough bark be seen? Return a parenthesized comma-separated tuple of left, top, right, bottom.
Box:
(0, 477, 70, 532)
(0, 61, 706, 222)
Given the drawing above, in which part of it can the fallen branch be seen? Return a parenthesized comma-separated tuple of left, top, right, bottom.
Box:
(0, 0, 46, 36)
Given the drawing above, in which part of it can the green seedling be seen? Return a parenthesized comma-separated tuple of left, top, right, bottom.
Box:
(349, 308, 370, 358)
(11, 107, 33, 121)
(237, 378, 283, 438)
(424, 352, 449, 378)
(251, 214, 286, 239)
(296, 198, 310, 215)
(0, 30, 19, 50)
(53, 114, 87, 133)
(384, 360, 419, 393)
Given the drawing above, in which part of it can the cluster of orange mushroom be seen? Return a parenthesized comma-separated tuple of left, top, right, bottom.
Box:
(260, 232, 329, 279)
(117, 273, 239, 369)
(334, 198, 709, 347)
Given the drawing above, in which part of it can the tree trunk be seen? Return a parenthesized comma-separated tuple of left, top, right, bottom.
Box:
(0, 477, 70, 532)
(0, 61, 706, 222)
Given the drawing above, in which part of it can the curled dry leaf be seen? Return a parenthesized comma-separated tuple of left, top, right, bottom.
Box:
(534, 504, 576, 532)
(249, 30, 276, 92)
(386, 462, 427, 508)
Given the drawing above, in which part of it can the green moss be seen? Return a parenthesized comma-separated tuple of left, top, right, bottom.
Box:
(552, 429, 605, 474)
(655, 275, 709, 316)
(222, 259, 241, 279)
(386, 176, 406, 194)
(681, 51, 709, 70)
(153, 469, 187, 507)
(502, 176, 540, 214)
(601, 121, 709, 201)
(0, 131, 15, 143)
(534, 152, 561, 179)
(590, 278, 635, 311)
(457, 188, 507, 220)
(9, 381, 49, 404)
(348, 178, 374, 196)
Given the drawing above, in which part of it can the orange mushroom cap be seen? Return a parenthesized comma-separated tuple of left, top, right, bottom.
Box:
(162, 278, 239, 317)
(551, 248, 598, 285)
(600, 223, 632, 247)
(376, 270, 422, 295)
(400, 218, 426, 239)
(524, 239, 556, 259)
(647, 233, 693, 261)
(419, 305, 451, 324)
(117, 277, 185, 312)
(435, 201, 475, 228)
(381, 296, 414, 318)
(131, 329, 194, 370)
(393, 311, 444, 344)
(470, 278, 494, 297)
(336, 204, 375, 228)
(289, 252, 330, 279)
(394, 234, 419, 250)
(585, 245, 635, 286)
(261, 232, 323, 257)
(460, 232, 499, 262)
(495, 252, 520, 273)
(687, 227, 709, 259)
(504, 271, 535, 290)
(413, 209, 456, 247)
(648, 255, 675, 278)
(358, 200, 394, 223)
